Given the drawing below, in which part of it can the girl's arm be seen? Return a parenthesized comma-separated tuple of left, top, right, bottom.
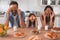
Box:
(35, 19, 38, 29)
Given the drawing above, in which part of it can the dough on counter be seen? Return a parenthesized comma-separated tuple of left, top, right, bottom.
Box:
(45, 31, 57, 39)
(28, 35, 41, 40)
(14, 32, 25, 37)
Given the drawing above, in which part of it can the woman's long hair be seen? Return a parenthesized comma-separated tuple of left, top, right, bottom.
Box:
(44, 5, 53, 12)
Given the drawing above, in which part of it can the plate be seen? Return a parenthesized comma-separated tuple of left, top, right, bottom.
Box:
(14, 32, 26, 38)
(28, 35, 41, 40)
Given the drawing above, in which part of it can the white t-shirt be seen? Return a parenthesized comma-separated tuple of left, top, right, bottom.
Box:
(13, 15, 17, 27)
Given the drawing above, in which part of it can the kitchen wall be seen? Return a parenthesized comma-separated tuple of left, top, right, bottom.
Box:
(0, 0, 10, 12)
(0, 0, 60, 27)
(0, 0, 60, 14)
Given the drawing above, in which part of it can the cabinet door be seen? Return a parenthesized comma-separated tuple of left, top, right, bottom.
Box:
(50, 0, 56, 5)
(40, 0, 57, 6)
(58, 0, 60, 5)
(42, 0, 47, 5)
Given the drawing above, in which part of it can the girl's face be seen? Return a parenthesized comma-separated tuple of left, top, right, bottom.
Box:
(45, 8, 52, 16)
(29, 15, 36, 22)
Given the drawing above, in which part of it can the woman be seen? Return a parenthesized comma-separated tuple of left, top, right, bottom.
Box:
(26, 13, 38, 28)
(40, 5, 55, 29)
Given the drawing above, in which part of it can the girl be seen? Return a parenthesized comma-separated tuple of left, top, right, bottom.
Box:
(26, 13, 38, 28)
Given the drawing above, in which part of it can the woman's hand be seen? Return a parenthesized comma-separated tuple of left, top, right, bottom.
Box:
(43, 12, 46, 19)
(50, 12, 55, 19)
(42, 12, 46, 27)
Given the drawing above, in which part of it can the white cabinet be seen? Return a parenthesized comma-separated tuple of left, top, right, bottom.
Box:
(54, 16, 60, 28)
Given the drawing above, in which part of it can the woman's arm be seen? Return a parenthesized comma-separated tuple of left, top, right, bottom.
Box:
(50, 16, 55, 28)
(4, 13, 10, 26)
(50, 12, 55, 28)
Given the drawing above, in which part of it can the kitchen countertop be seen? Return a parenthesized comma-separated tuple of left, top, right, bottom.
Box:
(0, 14, 60, 17)
(0, 28, 60, 40)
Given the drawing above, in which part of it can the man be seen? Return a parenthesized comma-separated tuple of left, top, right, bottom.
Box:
(4, 1, 25, 30)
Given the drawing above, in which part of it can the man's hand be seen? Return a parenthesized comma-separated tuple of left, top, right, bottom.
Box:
(0, 28, 3, 33)
(17, 9, 21, 15)
(7, 5, 18, 14)
(4, 26, 9, 30)
(6, 7, 12, 14)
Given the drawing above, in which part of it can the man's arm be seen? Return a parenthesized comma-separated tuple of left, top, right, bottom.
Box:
(21, 12, 25, 22)
(4, 8, 11, 30)
(4, 13, 9, 26)
(4, 12, 10, 30)
(17, 9, 25, 28)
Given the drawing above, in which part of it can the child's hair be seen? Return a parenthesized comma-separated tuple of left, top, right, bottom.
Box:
(29, 13, 36, 17)
(44, 5, 53, 12)
(28, 13, 36, 27)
